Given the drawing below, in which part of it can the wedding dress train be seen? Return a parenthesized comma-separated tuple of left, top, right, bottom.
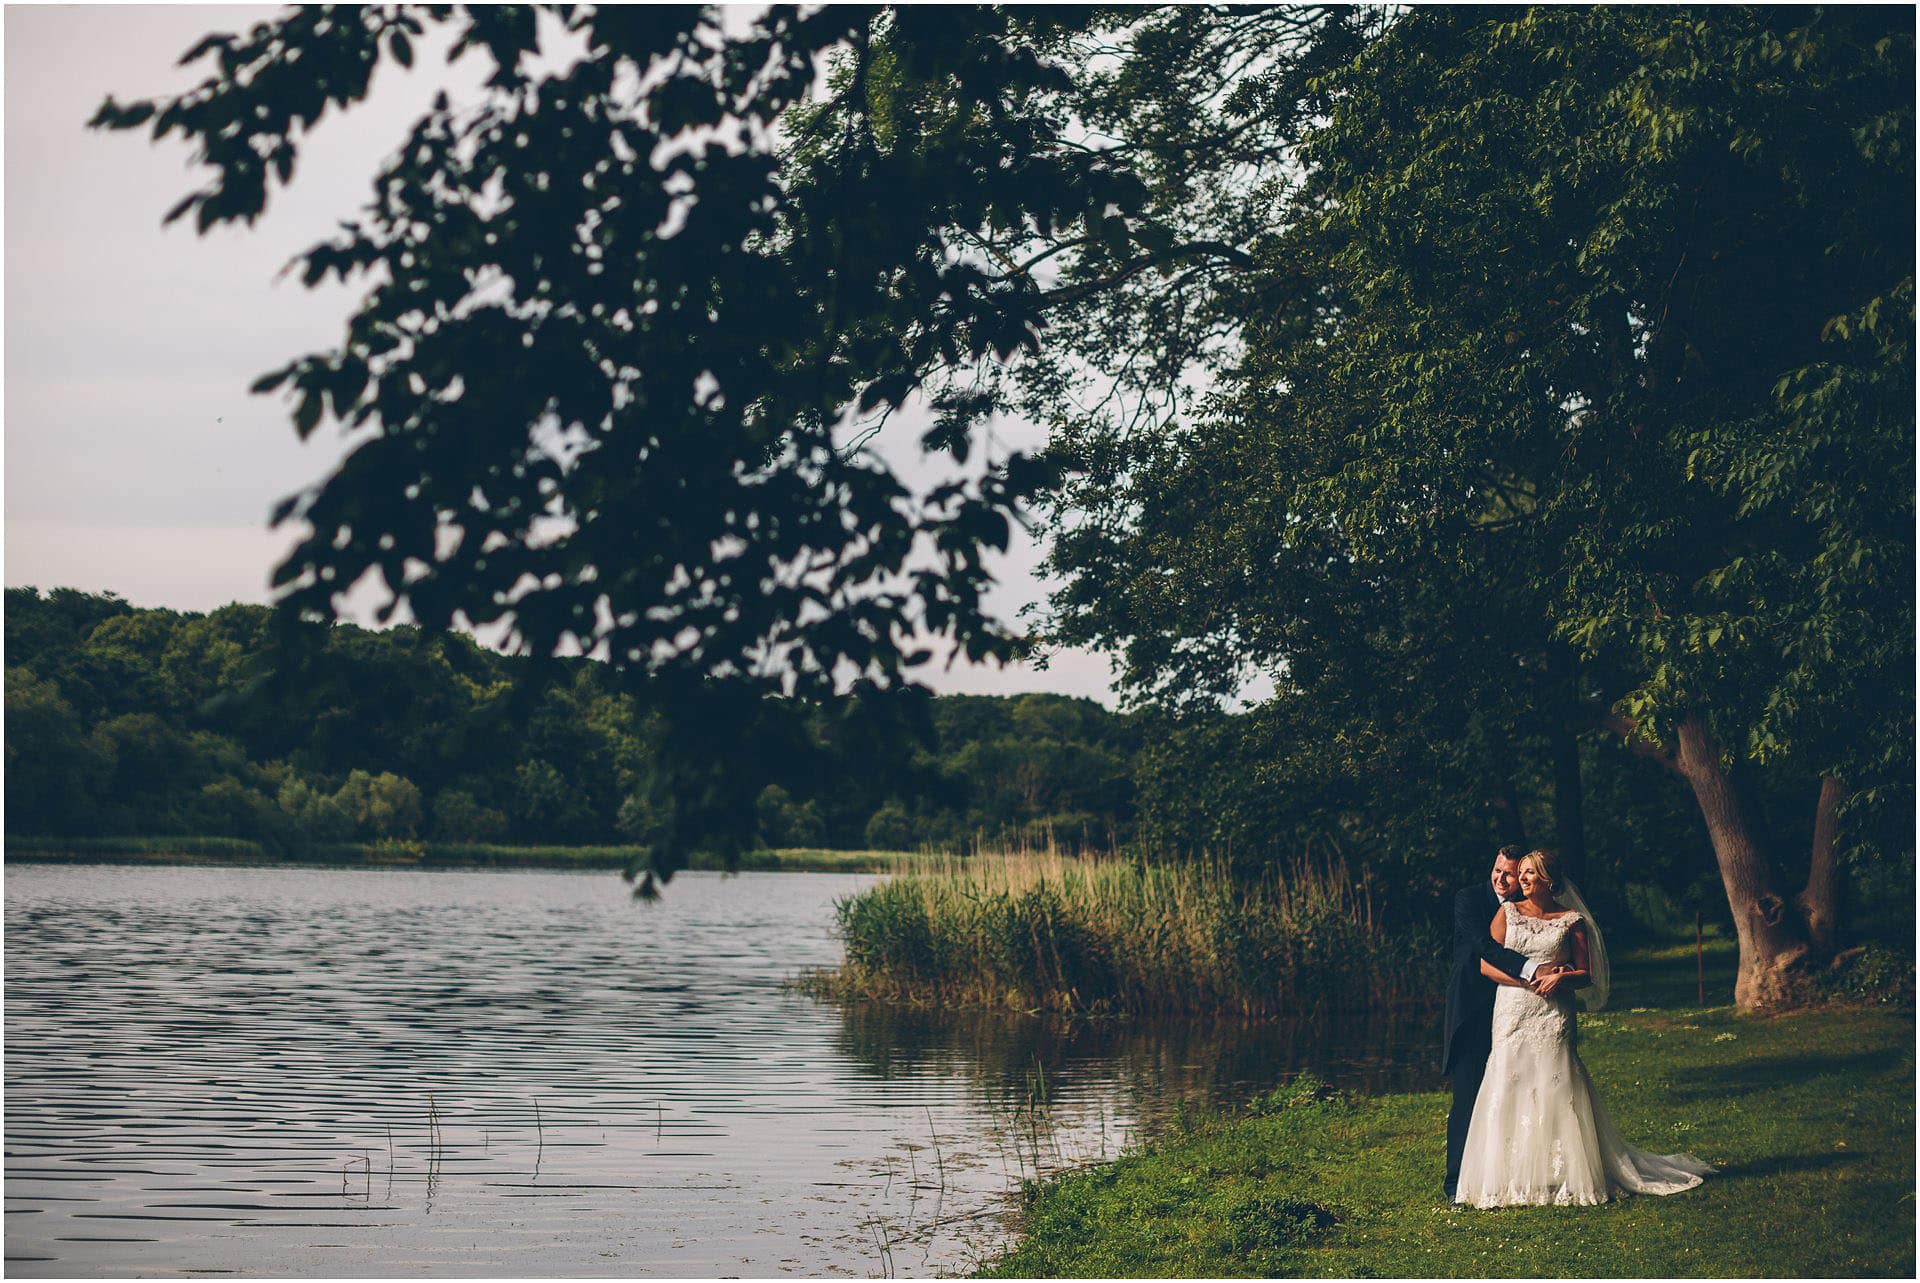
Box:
(1453, 903, 1713, 1207)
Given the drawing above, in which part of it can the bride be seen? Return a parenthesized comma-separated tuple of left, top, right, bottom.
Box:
(1453, 848, 1714, 1207)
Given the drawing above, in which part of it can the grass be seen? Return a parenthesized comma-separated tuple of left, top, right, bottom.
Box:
(3, 834, 273, 860)
(3, 836, 926, 874)
(982, 940, 1917, 1278)
(716, 847, 934, 874)
(805, 849, 1439, 1017)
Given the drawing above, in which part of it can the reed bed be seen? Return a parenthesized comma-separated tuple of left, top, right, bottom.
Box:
(807, 849, 1442, 1018)
(6, 834, 269, 860)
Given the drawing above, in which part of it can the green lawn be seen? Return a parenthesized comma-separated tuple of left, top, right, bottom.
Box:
(985, 942, 1915, 1278)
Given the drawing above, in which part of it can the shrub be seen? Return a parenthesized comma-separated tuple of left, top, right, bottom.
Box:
(432, 788, 510, 842)
(1816, 944, 1917, 1006)
(194, 776, 288, 851)
(332, 769, 423, 840)
(1246, 1072, 1350, 1116)
(757, 784, 825, 847)
(277, 776, 353, 845)
(864, 801, 917, 850)
(616, 792, 663, 844)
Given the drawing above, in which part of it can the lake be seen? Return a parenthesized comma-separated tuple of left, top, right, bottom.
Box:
(4, 864, 1438, 1277)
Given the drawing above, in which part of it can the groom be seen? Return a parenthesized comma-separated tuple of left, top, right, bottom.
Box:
(1441, 843, 1571, 1202)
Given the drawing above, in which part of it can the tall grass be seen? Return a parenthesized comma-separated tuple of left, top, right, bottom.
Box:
(808, 849, 1442, 1017)
(6, 835, 269, 860)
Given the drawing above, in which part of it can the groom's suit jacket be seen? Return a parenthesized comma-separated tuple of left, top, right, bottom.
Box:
(1441, 883, 1533, 1074)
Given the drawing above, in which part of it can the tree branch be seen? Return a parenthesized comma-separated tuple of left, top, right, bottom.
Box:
(1798, 774, 1848, 952)
(1034, 241, 1255, 309)
(1591, 706, 1679, 772)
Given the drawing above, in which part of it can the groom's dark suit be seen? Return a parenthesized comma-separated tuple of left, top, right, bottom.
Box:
(1442, 881, 1532, 1200)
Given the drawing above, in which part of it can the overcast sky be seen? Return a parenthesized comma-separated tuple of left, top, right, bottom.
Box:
(3, 4, 1122, 705)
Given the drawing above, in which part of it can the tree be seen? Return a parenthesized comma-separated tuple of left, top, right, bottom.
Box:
(1045, 7, 1914, 1010)
(159, 613, 253, 713)
(3, 587, 134, 677)
(3, 668, 115, 834)
(511, 758, 594, 840)
(195, 775, 289, 850)
(755, 784, 825, 848)
(4, 587, 1155, 856)
(431, 788, 511, 842)
(1321, 7, 1909, 1009)
(74, 609, 186, 719)
(278, 774, 355, 845)
(90, 4, 1351, 891)
(90, 713, 202, 831)
(92, 5, 1906, 977)
(333, 769, 425, 840)
(864, 800, 917, 851)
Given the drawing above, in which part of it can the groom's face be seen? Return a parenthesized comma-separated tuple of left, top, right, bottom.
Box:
(1490, 856, 1523, 901)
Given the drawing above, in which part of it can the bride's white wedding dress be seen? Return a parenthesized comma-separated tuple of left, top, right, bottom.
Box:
(1454, 903, 1714, 1207)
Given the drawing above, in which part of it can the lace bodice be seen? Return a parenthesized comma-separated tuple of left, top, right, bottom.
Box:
(1502, 903, 1583, 964)
(1491, 904, 1582, 1056)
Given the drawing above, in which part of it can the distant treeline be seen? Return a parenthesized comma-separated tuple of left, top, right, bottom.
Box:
(4, 588, 1137, 856)
(5, 587, 1816, 932)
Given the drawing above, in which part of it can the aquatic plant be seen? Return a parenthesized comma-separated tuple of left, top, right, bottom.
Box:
(5, 834, 268, 859)
(808, 850, 1441, 1017)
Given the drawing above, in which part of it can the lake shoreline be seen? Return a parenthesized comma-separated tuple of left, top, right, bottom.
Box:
(978, 943, 1917, 1278)
(7, 860, 1442, 1276)
(5, 861, 995, 1275)
(2, 841, 923, 874)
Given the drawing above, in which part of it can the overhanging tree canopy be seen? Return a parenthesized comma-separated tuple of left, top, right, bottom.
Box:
(1040, 5, 1914, 1009)
(96, 3, 1912, 1002)
(94, 3, 1356, 889)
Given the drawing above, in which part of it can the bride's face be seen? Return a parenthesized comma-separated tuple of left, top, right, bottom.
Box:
(1518, 864, 1551, 900)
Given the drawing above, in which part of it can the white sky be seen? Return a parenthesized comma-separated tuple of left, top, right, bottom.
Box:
(2, 3, 1122, 705)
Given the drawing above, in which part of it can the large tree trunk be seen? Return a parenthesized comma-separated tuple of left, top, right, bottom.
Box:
(1483, 736, 1529, 848)
(1551, 725, 1587, 884)
(1671, 716, 1813, 1011)
(1797, 776, 1848, 955)
(1548, 650, 1588, 883)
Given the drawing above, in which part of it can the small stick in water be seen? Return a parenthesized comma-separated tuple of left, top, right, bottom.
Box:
(925, 1107, 945, 1188)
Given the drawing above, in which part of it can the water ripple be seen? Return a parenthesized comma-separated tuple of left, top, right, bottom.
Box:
(7, 863, 1435, 1277)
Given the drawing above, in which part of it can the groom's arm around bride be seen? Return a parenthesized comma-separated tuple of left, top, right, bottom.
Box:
(1443, 883, 1530, 1072)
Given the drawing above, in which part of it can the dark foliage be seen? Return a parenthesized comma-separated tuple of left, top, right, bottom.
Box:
(82, 7, 1909, 958)
(3, 586, 1134, 859)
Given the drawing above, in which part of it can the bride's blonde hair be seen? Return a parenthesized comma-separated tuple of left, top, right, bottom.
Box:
(1519, 848, 1563, 891)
